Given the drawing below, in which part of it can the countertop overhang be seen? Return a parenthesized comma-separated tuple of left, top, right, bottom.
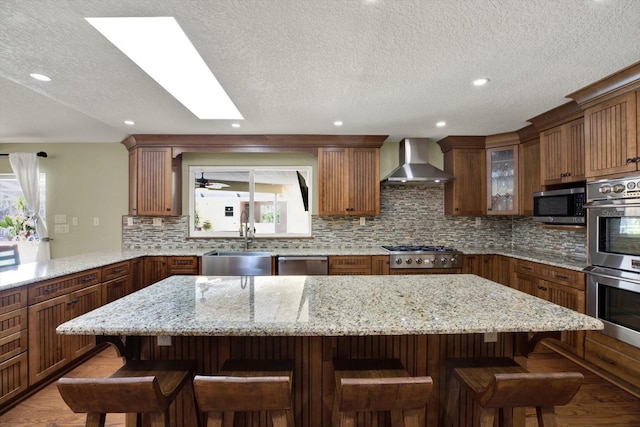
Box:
(56, 274, 602, 337)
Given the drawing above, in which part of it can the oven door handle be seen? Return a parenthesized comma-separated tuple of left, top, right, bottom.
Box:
(583, 201, 640, 209)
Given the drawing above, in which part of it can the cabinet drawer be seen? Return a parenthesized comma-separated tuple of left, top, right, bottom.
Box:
(537, 265, 584, 290)
(0, 307, 27, 338)
(0, 352, 28, 406)
(0, 329, 27, 363)
(28, 269, 101, 304)
(102, 275, 132, 304)
(514, 260, 538, 276)
(101, 261, 131, 282)
(585, 332, 640, 388)
(0, 287, 27, 316)
(329, 256, 372, 275)
(167, 256, 199, 274)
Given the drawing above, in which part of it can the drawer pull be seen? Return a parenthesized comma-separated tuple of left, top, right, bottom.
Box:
(537, 285, 548, 291)
(81, 276, 96, 282)
(522, 266, 533, 271)
(67, 298, 79, 306)
(597, 354, 616, 365)
(111, 268, 125, 274)
(44, 286, 61, 294)
(555, 274, 569, 280)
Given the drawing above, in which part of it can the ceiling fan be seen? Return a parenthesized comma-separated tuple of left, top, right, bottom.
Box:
(195, 172, 229, 190)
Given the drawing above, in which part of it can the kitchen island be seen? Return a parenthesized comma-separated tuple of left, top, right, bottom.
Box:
(57, 274, 602, 426)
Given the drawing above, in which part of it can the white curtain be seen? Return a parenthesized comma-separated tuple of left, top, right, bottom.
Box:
(8, 153, 50, 261)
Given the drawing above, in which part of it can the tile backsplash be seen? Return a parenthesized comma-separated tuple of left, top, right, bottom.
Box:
(122, 184, 586, 259)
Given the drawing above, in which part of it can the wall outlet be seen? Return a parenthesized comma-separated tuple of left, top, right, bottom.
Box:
(484, 332, 498, 343)
(93, 217, 99, 226)
(71, 217, 78, 226)
(54, 224, 69, 234)
(127, 217, 134, 226)
(359, 217, 366, 226)
(475, 217, 481, 226)
(153, 218, 163, 227)
(157, 336, 172, 346)
(54, 214, 67, 224)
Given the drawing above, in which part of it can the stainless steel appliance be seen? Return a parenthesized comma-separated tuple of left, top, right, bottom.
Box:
(382, 245, 461, 270)
(533, 186, 586, 225)
(277, 256, 328, 275)
(584, 176, 640, 348)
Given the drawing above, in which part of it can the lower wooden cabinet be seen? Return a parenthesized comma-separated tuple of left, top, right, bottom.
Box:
(27, 284, 102, 385)
(329, 256, 372, 275)
(371, 255, 389, 275)
(512, 260, 585, 356)
(143, 256, 200, 287)
(462, 254, 512, 285)
(0, 287, 28, 406)
(0, 353, 28, 406)
(585, 330, 640, 390)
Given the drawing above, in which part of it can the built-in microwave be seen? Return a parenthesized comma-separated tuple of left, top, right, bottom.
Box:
(533, 187, 586, 224)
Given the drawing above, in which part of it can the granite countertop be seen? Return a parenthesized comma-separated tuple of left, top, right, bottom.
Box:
(0, 246, 587, 292)
(57, 274, 602, 337)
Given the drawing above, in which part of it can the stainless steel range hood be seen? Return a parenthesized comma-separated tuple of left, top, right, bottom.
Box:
(383, 138, 454, 183)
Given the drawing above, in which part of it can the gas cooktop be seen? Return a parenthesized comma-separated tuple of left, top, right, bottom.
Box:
(381, 245, 458, 253)
(381, 245, 461, 269)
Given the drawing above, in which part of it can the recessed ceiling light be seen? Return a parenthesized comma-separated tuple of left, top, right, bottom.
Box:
(334, 121, 343, 126)
(124, 120, 135, 125)
(436, 121, 446, 127)
(231, 123, 240, 128)
(472, 78, 490, 86)
(86, 16, 243, 120)
(30, 73, 51, 82)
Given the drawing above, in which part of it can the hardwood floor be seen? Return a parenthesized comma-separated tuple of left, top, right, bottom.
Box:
(0, 343, 639, 426)
(0, 346, 125, 426)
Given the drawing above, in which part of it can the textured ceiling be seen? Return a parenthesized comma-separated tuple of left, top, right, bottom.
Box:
(1, 0, 639, 144)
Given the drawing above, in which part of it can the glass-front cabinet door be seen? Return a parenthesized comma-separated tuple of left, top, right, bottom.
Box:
(486, 145, 519, 215)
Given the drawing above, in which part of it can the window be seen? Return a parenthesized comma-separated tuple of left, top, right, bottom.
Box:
(189, 166, 312, 238)
(0, 173, 46, 263)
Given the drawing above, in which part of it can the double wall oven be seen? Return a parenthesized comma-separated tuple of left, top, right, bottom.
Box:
(584, 176, 640, 348)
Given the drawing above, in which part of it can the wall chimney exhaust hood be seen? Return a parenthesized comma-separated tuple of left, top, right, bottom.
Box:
(383, 138, 454, 183)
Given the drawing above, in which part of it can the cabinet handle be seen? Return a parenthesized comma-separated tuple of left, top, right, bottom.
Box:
(67, 298, 79, 306)
(597, 354, 616, 365)
(627, 158, 634, 164)
(555, 274, 568, 280)
(112, 268, 125, 274)
(522, 266, 533, 271)
(81, 276, 95, 282)
(44, 286, 61, 294)
(537, 285, 547, 291)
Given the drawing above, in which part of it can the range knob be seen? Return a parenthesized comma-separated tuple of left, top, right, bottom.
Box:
(451, 256, 458, 264)
(415, 258, 423, 265)
(440, 257, 448, 264)
(599, 185, 612, 194)
(395, 258, 402, 265)
(405, 258, 413, 265)
(612, 184, 626, 193)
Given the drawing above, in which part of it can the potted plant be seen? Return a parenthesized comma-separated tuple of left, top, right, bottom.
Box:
(202, 220, 212, 231)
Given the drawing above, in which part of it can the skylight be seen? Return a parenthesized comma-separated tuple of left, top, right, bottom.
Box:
(85, 16, 243, 120)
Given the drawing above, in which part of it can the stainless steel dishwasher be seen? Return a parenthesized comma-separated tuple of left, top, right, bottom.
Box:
(277, 256, 328, 275)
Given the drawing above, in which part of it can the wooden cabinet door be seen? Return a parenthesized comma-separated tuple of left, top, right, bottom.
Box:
(518, 138, 540, 216)
(348, 148, 380, 216)
(143, 256, 168, 287)
(132, 147, 179, 216)
(167, 256, 200, 275)
(584, 92, 638, 179)
(513, 273, 538, 296)
(371, 255, 389, 275)
(131, 257, 145, 292)
(486, 145, 518, 215)
(328, 256, 372, 275)
(540, 118, 585, 186)
(565, 118, 586, 182)
(318, 147, 380, 216)
(67, 285, 102, 360)
(444, 148, 486, 215)
(462, 254, 483, 276)
(102, 275, 132, 304)
(28, 295, 70, 384)
(318, 147, 348, 215)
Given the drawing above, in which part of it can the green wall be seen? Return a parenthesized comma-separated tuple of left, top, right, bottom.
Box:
(0, 143, 128, 258)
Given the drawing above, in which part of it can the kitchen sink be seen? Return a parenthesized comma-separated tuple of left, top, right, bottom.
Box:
(202, 250, 272, 276)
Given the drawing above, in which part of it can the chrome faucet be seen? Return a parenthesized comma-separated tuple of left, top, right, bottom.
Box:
(239, 209, 254, 250)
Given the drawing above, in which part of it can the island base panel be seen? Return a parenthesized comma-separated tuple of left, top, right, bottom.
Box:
(136, 333, 515, 427)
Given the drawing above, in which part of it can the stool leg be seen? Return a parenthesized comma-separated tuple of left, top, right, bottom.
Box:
(222, 411, 234, 427)
(339, 411, 356, 427)
(85, 412, 105, 427)
(390, 410, 404, 426)
(442, 375, 461, 426)
(479, 407, 496, 427)
(206, 412, 224, 427)
(402, 408, 424, 427)
(271, 410, 291, 427)
(146, 411, 169, 427)
(536, 406, 558, 427)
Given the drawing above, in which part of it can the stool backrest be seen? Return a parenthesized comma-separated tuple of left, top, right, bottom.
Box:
(339, 376, 433, 412)
(57, 376, 168, 413)
(194, 375, 292, 412)
(478, 372, 584, 408)
(0, 245, 20, 270)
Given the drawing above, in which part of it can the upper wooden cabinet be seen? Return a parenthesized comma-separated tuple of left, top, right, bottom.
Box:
(438, 136, 486, 216)
(529, 101, 585, 187)
(486, 133, 519, 215)
(517, 125, 541, 216)
(128, 147, 182, 216)
(318, 147, 380, 216)
(567, 62, 640, 180)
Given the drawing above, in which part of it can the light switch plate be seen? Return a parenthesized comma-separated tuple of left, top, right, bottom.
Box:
(72, 217, 78, 226)
(359, 217, 366, 226)
(127, 217, 134, 226)
(484, 332, 498, 343)
(153, 218, 163, 227)
(157, 336, 172, 346)
(54, 214, 67, 224)
(93, 217, 99, 226)
(54, 224, 69, 234)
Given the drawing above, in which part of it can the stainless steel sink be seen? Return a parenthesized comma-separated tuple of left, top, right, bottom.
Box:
(202, 250, 272, 276)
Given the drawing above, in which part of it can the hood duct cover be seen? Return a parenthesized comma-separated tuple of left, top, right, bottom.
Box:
(383, 138, 454, 183)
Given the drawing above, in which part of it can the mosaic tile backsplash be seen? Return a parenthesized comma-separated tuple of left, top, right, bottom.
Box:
(122, 184, 586, 259)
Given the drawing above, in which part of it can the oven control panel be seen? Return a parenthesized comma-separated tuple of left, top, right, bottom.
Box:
(587, 176, 640, 201)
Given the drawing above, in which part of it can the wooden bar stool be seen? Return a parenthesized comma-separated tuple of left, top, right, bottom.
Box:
(332, 359, 433, 427)
(442, 357, 583, 427)
(193, 359, 294, 427)
(57, 359, 200, 427)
